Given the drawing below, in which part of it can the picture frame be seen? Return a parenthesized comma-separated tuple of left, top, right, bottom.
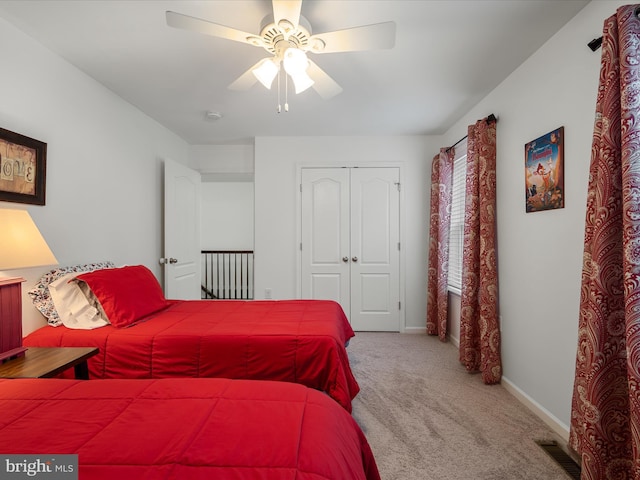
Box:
(0, 127, 47, 205)
(525, 126, 564, 213)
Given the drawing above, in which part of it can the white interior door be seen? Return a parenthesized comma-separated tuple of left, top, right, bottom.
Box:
(300, 167, 400, 331)
(350, 167, 400, 331)
(301, 168, 350, 312)
(163, 158, 201, 299)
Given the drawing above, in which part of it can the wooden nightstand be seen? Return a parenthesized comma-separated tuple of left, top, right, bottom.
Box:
(0, 347, 98, 379)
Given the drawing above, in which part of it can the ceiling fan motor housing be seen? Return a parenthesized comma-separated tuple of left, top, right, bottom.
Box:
(256, 14, 324, 56)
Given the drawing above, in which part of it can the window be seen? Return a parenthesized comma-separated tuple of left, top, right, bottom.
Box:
(447, 142, 467, 294)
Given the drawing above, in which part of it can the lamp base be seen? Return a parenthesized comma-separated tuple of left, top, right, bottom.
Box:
(0, 277, 27, 364)
(0, 346, 28, 363)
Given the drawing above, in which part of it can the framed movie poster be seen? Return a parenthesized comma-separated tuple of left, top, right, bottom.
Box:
(0, 128, 47, 205)
(525, 126, 564, 213)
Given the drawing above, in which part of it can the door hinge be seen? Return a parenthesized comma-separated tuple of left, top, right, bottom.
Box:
(395, 182, 401, 192)
(398, 242, 401, 251)
(398, 301, 401, 310)
(300, 242, 302, 251)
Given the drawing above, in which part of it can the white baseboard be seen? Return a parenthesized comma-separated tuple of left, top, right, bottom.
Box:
(402, 326, 426, 334)
(501, 376, 570, 444)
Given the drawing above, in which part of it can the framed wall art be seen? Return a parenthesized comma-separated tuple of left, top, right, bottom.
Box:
(525, 126, 564, 213)
(0, 127, 47, 205)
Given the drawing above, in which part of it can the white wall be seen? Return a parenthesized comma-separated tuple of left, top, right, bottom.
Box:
(440, 0, 627, 439)
(189, 144, 254, 181)
(0, 16, 189, 335)
(254, 135, 436, 331)
(201, 181, 254, 250)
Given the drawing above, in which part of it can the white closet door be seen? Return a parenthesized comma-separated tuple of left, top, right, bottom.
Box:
(349, 167, 400, 331)
(301, 167, 400, 332)
(301, 168, 351, 313)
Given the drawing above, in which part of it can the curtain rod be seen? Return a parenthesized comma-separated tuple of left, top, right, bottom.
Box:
(445, 113, 497, 153)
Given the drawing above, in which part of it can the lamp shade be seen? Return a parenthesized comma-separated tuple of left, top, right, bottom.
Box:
(0, 209, 58, 270)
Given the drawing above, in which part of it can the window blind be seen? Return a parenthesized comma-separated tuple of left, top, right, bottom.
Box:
(447, 148, 467, 292)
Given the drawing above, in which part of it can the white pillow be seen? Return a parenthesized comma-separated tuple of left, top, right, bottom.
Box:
(28, 261, 115, 326)
(48, 273, 110, 329)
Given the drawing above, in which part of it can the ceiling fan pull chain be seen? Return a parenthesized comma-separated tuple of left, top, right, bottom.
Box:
(277, 67, 282, 113)
(285, 74, 289, 112)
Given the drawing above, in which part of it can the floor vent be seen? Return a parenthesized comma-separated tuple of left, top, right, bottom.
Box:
(535, 440, 581, 480)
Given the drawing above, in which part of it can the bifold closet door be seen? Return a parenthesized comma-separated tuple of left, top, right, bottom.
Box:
(300, 167, 400, 331)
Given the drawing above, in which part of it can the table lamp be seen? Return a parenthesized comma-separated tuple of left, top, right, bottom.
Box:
(0, 208, 58, 361)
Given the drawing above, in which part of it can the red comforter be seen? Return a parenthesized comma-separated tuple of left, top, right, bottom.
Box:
(0, 377, 380, 480)
(23, 299, 359, 411)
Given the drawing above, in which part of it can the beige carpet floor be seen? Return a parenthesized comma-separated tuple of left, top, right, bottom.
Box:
(348, 332, 573, 480)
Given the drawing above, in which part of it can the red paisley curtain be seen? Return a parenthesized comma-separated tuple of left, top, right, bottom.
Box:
(459, 117, 502, 384)
(426, 148, 455, 340)
(569, 6, 640, 479)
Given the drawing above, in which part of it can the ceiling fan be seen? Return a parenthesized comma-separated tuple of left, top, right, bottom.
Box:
(166, 0, 396, 106)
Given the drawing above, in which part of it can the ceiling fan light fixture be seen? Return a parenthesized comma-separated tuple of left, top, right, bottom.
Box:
(283, 48, 308, 75)
(282, 48, 313, 94)
(252, 58, 280, 89)
(290, 70, 314, 94)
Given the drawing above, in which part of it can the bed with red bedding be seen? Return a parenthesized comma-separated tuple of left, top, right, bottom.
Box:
(24, 298, 359, 411)
(0, 377, 379, 480)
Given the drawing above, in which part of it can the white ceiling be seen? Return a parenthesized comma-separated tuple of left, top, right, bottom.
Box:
(0, 0, 590, 145)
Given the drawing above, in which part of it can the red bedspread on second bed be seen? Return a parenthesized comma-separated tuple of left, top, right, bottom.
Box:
(0, 377, 380, 480)
(23, 299, 359, 411)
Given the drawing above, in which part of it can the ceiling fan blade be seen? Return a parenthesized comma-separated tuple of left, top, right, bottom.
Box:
(272, 0, 302, 31)
(307, 60, 342, 100)
(309, 21, 396, 54)
(166, 11, 261, 46)
(228, 60, 264, 91)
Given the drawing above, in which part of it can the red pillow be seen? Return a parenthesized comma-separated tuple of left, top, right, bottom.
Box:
(76, 265, 168, 328)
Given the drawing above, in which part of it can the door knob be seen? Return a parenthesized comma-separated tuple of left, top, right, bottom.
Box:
(169, 257, 178, 264)
(352, 256, 358, 262)
(342, 257, 349, 262)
